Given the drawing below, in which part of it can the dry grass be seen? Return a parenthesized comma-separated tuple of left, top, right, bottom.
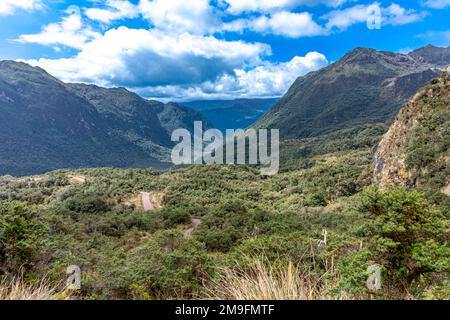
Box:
(0, 273, 67, 300)
(205, 259, 336, 300)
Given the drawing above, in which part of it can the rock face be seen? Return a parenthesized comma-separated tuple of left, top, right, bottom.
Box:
(256, 46, 449, 140)
(373, 69, 450, 190)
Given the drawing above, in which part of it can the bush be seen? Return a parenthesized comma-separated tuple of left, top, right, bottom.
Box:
(0, 201, 44, 273)
(161, 207, 192, 227)
(359, 187, 450, 289)
(64, 192, 111, 214)
(100, 230, 213, 299)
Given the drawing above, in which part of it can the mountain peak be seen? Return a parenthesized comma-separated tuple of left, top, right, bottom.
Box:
(343, 47, 377, 58)
(0, 60, 45, 74)
(256, 46, 443, 139)
(409, 45, 450, 67)
(0, 60, 62, 86)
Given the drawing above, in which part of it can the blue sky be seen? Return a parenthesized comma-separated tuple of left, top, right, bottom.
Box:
(1, 0, 449, 101)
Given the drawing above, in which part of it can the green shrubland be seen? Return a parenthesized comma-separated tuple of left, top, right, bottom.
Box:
(0, 145, 448, 300)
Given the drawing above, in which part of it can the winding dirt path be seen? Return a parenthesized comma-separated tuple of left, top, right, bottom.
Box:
(140, 192, 155, 212)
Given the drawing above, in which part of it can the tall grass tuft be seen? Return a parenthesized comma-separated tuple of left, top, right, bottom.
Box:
(0, 272, 64, 300)
(205, 258, 338, 300)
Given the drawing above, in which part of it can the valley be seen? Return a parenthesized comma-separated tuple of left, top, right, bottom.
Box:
(0, 46, 449, 301)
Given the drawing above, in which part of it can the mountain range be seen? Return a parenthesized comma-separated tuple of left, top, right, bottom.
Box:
(0, 61, 209, 176)
(1, 45, 449, 176)
(256, 45, 450, 139)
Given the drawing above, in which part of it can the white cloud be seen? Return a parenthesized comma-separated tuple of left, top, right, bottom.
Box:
(224, 51, 328, 97)
(21, 20, 329, 100)
(24, 27, 270, 88)
(248, 11, 328, 38)
(223, 3, 424, 38)
(11, 0, 425, 100)
(138, 0, 218, 34)
(0, 0, 42, 15)
(385, 4, 427, 26)
(322, 4, 370, 29)
(85, 0, 139, 24)
(323, 2, 426, 30)
(421, 0, 450, 9)
(223, 0, 349, 14)
(133, 52, 329, 100)
(17, 6, 101, 50)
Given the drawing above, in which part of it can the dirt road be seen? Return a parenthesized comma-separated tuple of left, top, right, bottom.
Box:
(140, 192, 155, 212)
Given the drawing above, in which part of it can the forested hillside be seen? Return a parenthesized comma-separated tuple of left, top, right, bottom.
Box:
(0, 61, 209, 176)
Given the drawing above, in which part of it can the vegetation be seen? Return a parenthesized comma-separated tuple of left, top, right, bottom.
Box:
(0, 141, 448, 300)
(205, 258, 338, 300)
(0, 49, 449, 301)
(359, 188, 450, 297)
(0, 271, 68, 300)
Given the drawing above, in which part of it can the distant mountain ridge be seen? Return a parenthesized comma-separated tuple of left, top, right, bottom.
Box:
(0, 61, 209, 176)
(184, 98, 278, 132)
(256, 45, 450, 139)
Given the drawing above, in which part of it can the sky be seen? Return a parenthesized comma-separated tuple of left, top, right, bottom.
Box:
(0, 0, 449, 101)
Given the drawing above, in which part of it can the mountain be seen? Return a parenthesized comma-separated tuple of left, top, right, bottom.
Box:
(0, 61, 208, 176)
(409, 45, 450, 68)
(373, 69, 449, 198)
(65, 84, 171, 148)
(152, 101, 212, 135)
(256, 46, 450, 140)
(184, 98, 278, 132)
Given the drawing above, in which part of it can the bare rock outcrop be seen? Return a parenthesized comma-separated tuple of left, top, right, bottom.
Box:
(373, 70, 450, 189)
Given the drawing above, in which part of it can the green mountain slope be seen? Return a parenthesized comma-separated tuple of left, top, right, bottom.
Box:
(0, 61, 208, 176)
(152, 101, 213, 134)
(256, 46, 450, 140)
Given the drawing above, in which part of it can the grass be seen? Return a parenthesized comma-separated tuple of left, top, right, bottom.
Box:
(0, 272, 69, 300)
(205, 258, 340, 300)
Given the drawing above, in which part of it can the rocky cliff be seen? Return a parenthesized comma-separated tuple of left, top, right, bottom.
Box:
(373, 69, 450, 196)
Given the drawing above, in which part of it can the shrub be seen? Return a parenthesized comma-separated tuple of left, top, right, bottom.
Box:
(0, 201, 44, 273)
(64, 192, 111, 214)
(359, 187, 450, 289)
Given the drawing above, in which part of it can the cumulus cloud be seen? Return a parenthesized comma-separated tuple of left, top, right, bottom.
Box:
(12, 0, 426, 100)
(17, 6, 101, 50)
(323, 2, 427, 30)
(0, 0, 42, 15)
(133, 52, 329, 100)
(245, 11, 328, 38)
(83, 0, 219, 34)
(22, 22, 329, 100)
(138, 0, 218, 34)
(24, 27, 271, 88)
(85, 0, 139, 24)
(421, 0, 450, 9)
(223, 0, 349, 14)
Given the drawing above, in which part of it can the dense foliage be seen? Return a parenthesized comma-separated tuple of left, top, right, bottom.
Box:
(0, 142, 448, 299)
